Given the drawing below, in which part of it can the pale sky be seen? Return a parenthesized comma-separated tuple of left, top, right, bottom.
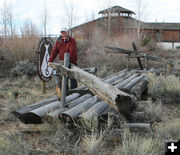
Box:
(0, 0, 180, 34)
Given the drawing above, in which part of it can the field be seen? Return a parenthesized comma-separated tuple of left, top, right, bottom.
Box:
(0, 38, 180, 154)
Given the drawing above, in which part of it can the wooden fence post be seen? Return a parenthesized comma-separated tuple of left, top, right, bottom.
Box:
(41, 81, 46, 93)
(127, 54, 131, 70)
(144, 53, 148, 69)
(61, 53, 70, 108)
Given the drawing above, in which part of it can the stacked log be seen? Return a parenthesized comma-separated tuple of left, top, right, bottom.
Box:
(13, 68, 148, 125)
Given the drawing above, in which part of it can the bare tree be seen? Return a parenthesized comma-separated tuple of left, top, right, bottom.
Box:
(1, 0, 15, 37)
(98, 0, 114, 37)
(20, 19, 39, 36)
(42, 0, 48, 36)
(135, 0, 147, 48)
(1, 0, 11, 37)
(63, 0, 77, 36)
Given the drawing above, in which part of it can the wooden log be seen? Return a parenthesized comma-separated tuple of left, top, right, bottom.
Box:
(66, 70, 128, 95)
(99, 106, 118, 121)
(78, 101, 109, 121)
(53, 70, 61, 98)
(129, 53, 174, 66)
(49, 63, 135, 113)
(127, 123, 150, 130)
(61, 53, 69, 107)
(12, 95, 59, 118)
(130, 79, 148, 99)
(21, 93, 80, 124)
(61, 96, 100, 122)
(111, 70, 137, 85)
(123, 74, 145, 90)
(67, 89, 92, 96)
(104, 46, 134, 54)
(115, 73, 139, 89)
(104, 72, 127, 83)
(45, 94, 93, 120)
(102, 69, 128, 81)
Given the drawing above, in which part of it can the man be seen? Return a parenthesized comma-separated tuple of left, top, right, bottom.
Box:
(48, 28, 78, 89)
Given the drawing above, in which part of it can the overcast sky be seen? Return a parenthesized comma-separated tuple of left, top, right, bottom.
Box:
(0, 0, 180, 34)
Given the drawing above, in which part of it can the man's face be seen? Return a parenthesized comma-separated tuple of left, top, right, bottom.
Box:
(61, 31, 68, 40)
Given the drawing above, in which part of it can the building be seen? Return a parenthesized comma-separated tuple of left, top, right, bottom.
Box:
(72, 6, 180, 47)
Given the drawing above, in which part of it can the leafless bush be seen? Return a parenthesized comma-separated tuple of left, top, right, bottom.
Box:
(147, 73, 180, 104)
(154, 119, 180, 140)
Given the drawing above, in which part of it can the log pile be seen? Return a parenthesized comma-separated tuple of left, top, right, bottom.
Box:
(12, 68, 149, 125)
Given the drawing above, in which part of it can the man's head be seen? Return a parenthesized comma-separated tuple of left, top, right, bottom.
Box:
(60, 28, 69, 40)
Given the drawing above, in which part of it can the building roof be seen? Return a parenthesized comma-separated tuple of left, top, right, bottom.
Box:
(98, 6, 135, 15)
(142, 22, 180, 30)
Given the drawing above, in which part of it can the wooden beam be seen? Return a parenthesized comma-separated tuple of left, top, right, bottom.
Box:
(104, 46, 134, 54)
(61, 53, 69, 107)
(49, 63, 135, 113)
(132, 42, 143, 70)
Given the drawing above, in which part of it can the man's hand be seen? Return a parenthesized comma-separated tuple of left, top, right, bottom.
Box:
(48, 62, 52, 67)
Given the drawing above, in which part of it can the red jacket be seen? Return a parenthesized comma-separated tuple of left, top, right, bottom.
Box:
(48, 36, 78, 64)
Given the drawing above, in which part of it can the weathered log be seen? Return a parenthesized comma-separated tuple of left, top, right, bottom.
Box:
(67, 89, 93, 96)
(61, 53, 69, 107)
(130, 79, 148, 99)
(111, 70, 137, 85)
(99, 106, 118, 121)
(12, 95, 59, 119)
(105, 46, 174, 66)
(129, 53, 174, 66)
(45, 94, 93, 121)
(115, 73, 139, 89)
(61, 96, 100, 122)
(127, 123, 150, 130)
(67, 69, 129, 96)
(49, 63, 135, 113)
(102, 69, 128, 81)
(21, 93, 80, 124)
(78, 101, 109, 121)
(104, 46, 134, 54)
(123, 74, 145, 90)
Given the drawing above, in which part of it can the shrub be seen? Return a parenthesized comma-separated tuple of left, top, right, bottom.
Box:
(154, 119, 180, 140)
(142, 37, 151, 46)
(147, 73, 180, 104)
(136, 100, 163, 123)
(11, 61, 37, 77)
(82, 130, 104, 154)
(113, 129, 163, 155)
(0, 133, 32, 155)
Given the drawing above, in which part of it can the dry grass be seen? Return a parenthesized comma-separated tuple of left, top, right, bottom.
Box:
(113, 128, 163, 155)
(154, 119, 180, 140)
(147, 73, 180, 104)
(0, 36, 40, 77)
(136, 100, 163, 123)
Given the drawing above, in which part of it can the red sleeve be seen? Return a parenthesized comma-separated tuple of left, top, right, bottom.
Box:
(68, 39, 77, 63)
(48, 41, 59, 62)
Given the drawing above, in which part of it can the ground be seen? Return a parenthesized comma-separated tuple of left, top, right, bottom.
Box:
(0, 69, 180, 154)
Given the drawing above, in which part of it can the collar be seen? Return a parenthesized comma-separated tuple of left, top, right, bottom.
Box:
(58, 35, 70, 43)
